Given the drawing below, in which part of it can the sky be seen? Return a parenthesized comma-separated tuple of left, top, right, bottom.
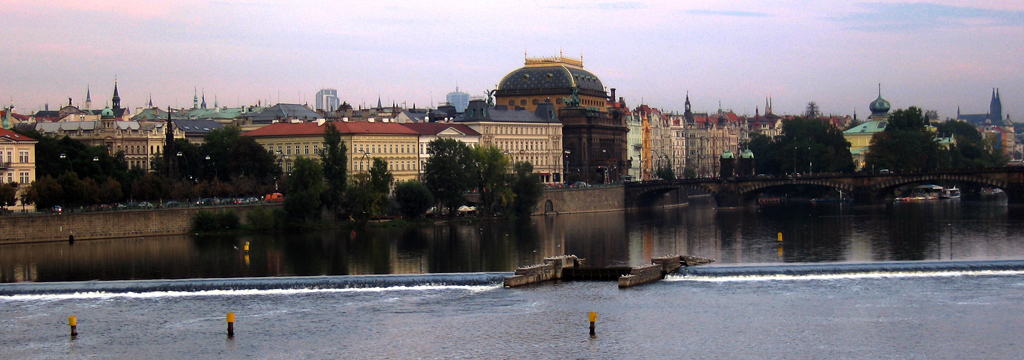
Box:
(3, 0, 1023, 120)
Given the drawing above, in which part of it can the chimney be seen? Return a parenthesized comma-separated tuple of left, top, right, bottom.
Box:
(609, 88, 616, 103)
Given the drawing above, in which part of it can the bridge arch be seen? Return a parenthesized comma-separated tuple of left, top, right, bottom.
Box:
(868, 173, 1011, 194)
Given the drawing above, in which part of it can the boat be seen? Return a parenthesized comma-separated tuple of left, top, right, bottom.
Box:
(895, 185, 942, 202)
(981, 187, 1004, 196)
(940, 187, 960, 199)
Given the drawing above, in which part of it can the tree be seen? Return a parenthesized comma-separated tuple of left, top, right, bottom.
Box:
(865, 107, 941, 172)
(132, 173, 168, 201)
(0, 183, 17, 209)
(656, 165, 675, 180)
(742, 117, 854, 175)
(422, 138, 475, 217)
(345, 173, 385, 226)
(394, 180, 433, 219)
(934, 120, 1008, 168)
(228, 137, 280, 183)
(27, 175, 62, 209)
(284, 157, 325, 224)
(320, 123, 348, 217)
(98, 178, 123, 204)
(472, 145, 512, 216)
(200, 126, 241, 182)
(510, 162, 543, 217)
(368, 158, 393, 195)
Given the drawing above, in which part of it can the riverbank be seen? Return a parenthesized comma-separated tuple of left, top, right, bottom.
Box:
(0, 205, 274, 245)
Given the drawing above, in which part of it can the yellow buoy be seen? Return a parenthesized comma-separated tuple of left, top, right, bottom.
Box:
(777, 232, 783, 242)
(243, 242, 250, 252)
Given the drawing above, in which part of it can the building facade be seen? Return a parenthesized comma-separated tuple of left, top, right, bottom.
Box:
(241, 121, 421, 181)
(0, 128, 36, 206)
(399, 123, 481, 180)
(456, 100, 563, 183)
(494, 54, 609, 114)
(316, 88, 340, 112)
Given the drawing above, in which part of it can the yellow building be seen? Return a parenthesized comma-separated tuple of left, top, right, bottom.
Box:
(456, 100, 563, 183)
(0, 128, 37, 207)
(34, 108, 175, 170)
(241, 120, 420, 181)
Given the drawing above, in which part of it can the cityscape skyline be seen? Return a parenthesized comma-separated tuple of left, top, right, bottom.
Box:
(4, 1, 1023, 120)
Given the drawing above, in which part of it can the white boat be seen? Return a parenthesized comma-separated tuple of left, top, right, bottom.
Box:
(940, 187, 960, 199)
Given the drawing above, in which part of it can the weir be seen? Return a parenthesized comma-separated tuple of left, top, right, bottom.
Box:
(0, 273, 510, 296)
(504, 255, 715, 288)
(677, 260, 1024, 278)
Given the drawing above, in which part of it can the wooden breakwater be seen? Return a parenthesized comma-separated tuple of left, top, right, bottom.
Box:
(504, 254, 715, 288)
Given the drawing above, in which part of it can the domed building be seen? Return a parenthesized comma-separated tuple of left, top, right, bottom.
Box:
(492, 54, 628, 184)
(494, 54, 609, 113)
(868, 85, 891, 120)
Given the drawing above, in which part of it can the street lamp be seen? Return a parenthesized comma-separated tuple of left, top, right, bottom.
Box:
(176, 151, 191, 182)
(205, 155, 217, 181)
(59, 153, 73, 173)
(359, 150, 371, 172)
(563, 149, 571, 184)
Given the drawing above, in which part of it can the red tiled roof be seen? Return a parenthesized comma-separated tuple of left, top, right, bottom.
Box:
(242, 121, 419, 137)
(399, 123, 480, 136)
(0, 128, 36, 142)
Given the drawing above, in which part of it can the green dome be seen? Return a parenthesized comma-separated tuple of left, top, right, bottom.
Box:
(721, 149, 735, 159)
(741, 149, 754, 159)
(100, 107, 115, 119)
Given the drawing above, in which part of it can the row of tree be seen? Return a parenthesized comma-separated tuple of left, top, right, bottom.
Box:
(283, 128, 544, 228)
(737, 107, 1007, 176)
(11, 124, 545, 224)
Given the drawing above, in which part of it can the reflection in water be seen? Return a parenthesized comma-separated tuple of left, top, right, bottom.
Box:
(2, 201, 1022, 283)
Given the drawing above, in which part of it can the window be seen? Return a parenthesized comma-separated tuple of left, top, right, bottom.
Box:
(305, 145, 309, 155)
(508, 100, 514, 106)
(286, 146, 292, 155)
(19, 151, 29, 163)
(532, 99, 538, 105)
(520, 99, 527, 106)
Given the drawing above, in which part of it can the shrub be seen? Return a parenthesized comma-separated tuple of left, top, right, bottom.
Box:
(192, 210, 220, 232)
(246, 205, 276, 231)
(192, 209, 240, 232)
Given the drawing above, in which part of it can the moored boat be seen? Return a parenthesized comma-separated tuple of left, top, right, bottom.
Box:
(940, 187, 960, 199)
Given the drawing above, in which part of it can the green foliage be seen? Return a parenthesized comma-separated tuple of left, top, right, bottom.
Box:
(368, 158, 393, 194)
(192, 210, 240, 232)
(320, 123, 348, 217)
(200, 126, 241, 182)
(744, 117, 855, 175)
(865, 107, 942, 172)
(218, 211, 240, 229)
(934, 120, 1008, 168)
(656, 165, 675, 180)
(510, 162, 543, 217)
(345, 173, 386, 226)
(422, 138, 476, 216)
(27, 175, 62, 209)
(246, 205, 277, 231)
(192, 210, 220, 232)
(683, 167, 698, 179)
(472, 146, 512, 216)
(393, 180, 434, 219)
(132, 172, 168, 201)
(284, 157, 325, 223)
(0, 183, 17, 208)
(227, 136, 280, 182)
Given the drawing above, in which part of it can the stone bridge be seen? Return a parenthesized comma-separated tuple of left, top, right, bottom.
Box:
(625, 167, 1024, 207)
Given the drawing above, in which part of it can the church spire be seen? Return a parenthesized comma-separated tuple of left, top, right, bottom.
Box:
(85, 85, 93, 110)
(193, 87, 199, 110)
(201, 91, 207, 109)
(111, 80, 121, 110)
(148, 94, 153, 108)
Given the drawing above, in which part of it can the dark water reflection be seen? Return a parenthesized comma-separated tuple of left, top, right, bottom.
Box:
(2, 200, 1023, 282)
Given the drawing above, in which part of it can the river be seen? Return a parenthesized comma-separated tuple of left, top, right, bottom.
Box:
(3, 199, 1024, 359)
(2, 199, 1022, 283)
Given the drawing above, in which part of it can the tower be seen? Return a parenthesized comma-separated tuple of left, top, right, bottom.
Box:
(684, 92, 694, 123)
(990, 88, 1003, 124)
(85, 86, 93, 110)
(111, 81, 121, 111)
(193, 88, 199, 110)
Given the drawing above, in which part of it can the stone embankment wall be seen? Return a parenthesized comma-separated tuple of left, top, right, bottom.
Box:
(536, 186, 625, 215)
(0, 205, 278, 244)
